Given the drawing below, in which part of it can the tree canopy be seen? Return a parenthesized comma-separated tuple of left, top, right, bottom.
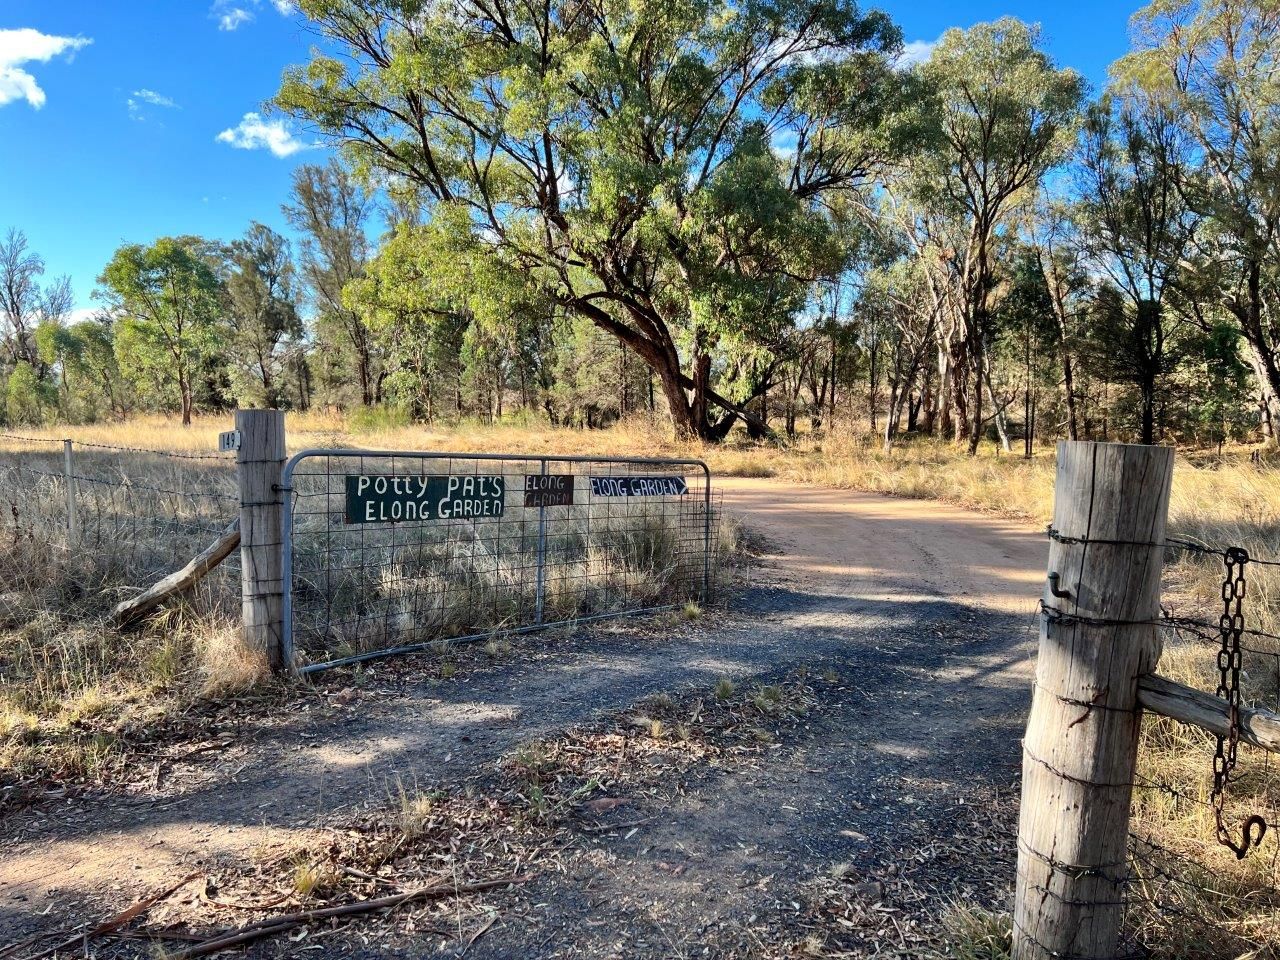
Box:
(276, 0, 907, 438)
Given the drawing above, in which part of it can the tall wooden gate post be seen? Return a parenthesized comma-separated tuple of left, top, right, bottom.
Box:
(236, 410, 287, 671)
(1013, 441, 1174, 959)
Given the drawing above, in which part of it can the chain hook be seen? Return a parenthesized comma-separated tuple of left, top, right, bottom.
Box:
(1211, 546, 1268, 859)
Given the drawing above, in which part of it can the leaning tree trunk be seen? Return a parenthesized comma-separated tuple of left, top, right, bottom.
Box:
(648, 350, 700, 440)
(1242, 337, 1280, 447)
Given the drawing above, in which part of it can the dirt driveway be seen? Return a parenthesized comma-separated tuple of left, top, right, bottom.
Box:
(1, 477, 1048, 956)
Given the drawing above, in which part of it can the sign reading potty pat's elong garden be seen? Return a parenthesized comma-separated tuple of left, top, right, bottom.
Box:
(345, 475, 506, 523)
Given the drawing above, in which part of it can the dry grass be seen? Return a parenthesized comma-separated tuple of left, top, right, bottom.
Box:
(0, 414, 742, 784)
(0, 432, 259, 784)
(6, 414, 1280, 952)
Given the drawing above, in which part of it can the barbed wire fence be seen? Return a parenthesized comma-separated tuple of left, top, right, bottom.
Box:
(1017, 439, 1280, 960)
(0, 432, 242, 625)
(1122, 552, 1280, 959)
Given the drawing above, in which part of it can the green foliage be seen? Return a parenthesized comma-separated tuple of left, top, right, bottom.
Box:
(4, 361, 54, 426)
(897, 17, 1085, 451)
(2, 4, 1278, 450)
(34, 318, 125, 422)
(97, 237, 223, 425)
(1118, 0, 1280, 432)
(284, 160, 376, 408)
(222, 223, 304, 408)
(278, 0, 905, 438)
(907, 18, 1085, 214)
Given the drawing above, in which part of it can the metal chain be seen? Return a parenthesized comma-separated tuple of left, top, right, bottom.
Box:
(1211, 547, 1267, 859)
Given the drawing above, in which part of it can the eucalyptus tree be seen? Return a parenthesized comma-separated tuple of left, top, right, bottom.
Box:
(97, 237, 223, 426)
(0, 229, 73, 371)
(276, 0, 906, 440)
(223, 223, 303, 408)
(35, 316, 126, 421)
(1075, 92, 1196, 444)
(284, 160, 378, 407)
(1120, 0, 1280, 443)
(1024, 195, 1087, 440)
(858, 258, 938, 450)
(904, 18, 1085, 453)
(990, 249, 1058, 455)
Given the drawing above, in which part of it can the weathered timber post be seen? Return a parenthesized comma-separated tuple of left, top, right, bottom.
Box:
(1013, 441, 1174, 960)
(62, 439, 78, 542)
(236, 410, 286, 671)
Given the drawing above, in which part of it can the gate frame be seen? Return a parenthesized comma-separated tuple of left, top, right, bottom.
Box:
(279, 448, 713, 674)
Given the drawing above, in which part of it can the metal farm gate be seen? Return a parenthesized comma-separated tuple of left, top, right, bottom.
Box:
(281, 450, 714, 673)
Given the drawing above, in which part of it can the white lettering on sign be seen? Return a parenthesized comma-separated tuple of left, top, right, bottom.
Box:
(589, 475, 689, 497)
(345, 475, 506, 524)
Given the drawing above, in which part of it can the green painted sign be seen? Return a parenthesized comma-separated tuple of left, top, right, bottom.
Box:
(345, 475, 505, 524)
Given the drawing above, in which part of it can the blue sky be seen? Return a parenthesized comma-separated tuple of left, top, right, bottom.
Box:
(1, 0, 1139, 314)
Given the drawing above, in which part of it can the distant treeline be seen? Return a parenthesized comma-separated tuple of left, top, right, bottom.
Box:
(3, 0, 1279, 451)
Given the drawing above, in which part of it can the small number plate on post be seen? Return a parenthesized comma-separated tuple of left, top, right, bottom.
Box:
(218, 430, 242, 452)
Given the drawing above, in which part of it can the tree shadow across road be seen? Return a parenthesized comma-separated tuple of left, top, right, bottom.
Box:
(0, 582, 1035, 955)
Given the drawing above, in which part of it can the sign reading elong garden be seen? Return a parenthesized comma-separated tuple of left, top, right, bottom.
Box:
(590, 475, 688, 497)
(345, 475, 505, 523)
(524, 474, 575, 508)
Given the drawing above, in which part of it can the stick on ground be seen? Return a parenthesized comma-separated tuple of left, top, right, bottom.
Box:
(167, 876, 524, 960)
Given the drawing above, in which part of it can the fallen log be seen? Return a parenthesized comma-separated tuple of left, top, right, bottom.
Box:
(1138, 673, 1280, 753)
(112, 519, 240, 628)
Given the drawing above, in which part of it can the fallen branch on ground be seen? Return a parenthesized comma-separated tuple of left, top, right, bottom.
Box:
(17, 872, 202, 960)
(166, 876, 525, 960)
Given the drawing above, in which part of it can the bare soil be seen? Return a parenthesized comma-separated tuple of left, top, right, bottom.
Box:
(0, 477, 1047, 957)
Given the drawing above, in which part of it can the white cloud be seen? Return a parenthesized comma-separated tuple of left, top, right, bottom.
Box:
(216, 6, 254, 30)
(898, 38, 939, 68)
(67, 307, 102, 325)
(127, 87, 178, 120)
(134, 88, 176, 108)
(216, 112, 315, 158)
(210, 0, 294, 31)
(0, 28, 91, 109)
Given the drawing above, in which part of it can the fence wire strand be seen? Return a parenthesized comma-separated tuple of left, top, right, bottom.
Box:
(1036, 525, 1280, 958)
(0, 435, 241, 628)
(284, 451, 720, 672)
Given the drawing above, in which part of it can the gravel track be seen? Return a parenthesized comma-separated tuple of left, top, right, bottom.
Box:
(0, 477, 1048, 953)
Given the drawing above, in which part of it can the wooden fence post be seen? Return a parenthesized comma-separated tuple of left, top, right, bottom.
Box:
(236, 410, 286, 671)
(62, 439, 78, 542)
(1013, 441, 1174, 960)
